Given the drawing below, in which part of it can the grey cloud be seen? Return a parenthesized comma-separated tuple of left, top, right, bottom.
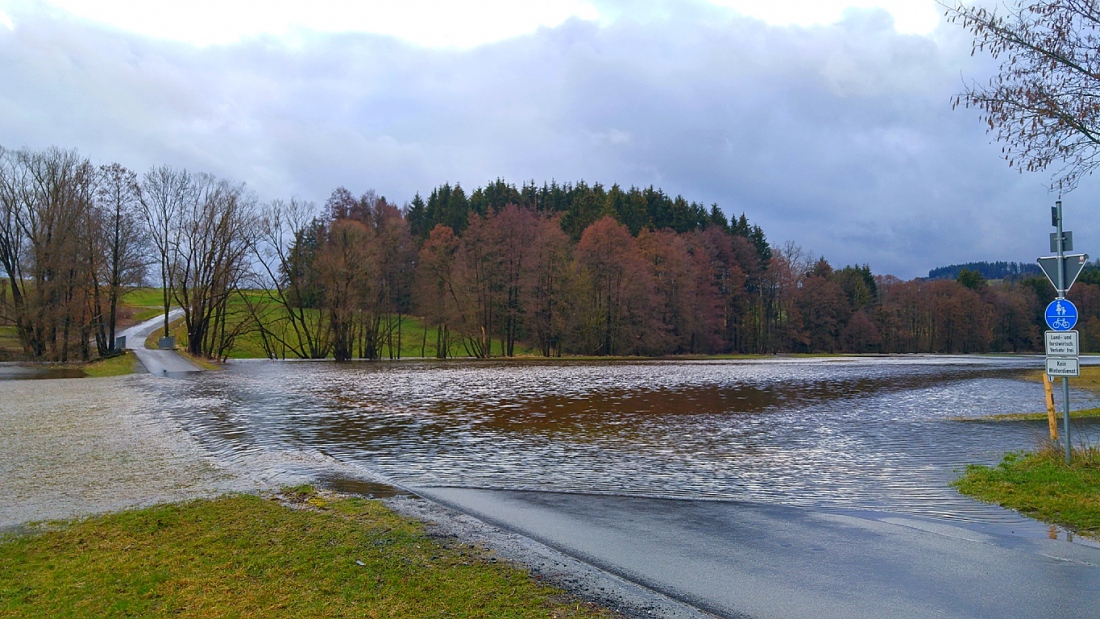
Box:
(0, 2, 1091, 279)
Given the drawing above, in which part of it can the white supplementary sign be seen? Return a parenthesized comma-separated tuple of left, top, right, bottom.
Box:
(1045, 330, 1080, 356)
(1046, 356, 1080, 377)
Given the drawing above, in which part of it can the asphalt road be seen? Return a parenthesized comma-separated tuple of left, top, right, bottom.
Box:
(117, 310, 201, 376)
(414, 487, 1100, 619)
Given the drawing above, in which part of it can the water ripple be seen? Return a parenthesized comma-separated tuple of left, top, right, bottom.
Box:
(144, 356, 1100, 527)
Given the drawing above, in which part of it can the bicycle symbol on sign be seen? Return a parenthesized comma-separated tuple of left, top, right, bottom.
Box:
(1052, 317, 1072, 330)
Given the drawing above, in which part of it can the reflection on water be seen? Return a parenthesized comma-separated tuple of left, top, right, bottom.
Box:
(316, 475, 410, 498)
(143, 356, 1100, 528)
(0, 365, 86, 380)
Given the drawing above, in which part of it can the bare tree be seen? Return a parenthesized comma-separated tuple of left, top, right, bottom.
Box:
(139, 165, 192, 338)
(252, 198, 332, 359)
(173, 174, 257, 359)
(0, 147, 98, 360)
(0, 146, 27, 340)
(945, 0, 1100, 189)
(92, 163, 146, 353)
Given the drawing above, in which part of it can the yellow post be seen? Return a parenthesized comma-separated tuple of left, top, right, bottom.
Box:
(1043, 372, 1058, 441)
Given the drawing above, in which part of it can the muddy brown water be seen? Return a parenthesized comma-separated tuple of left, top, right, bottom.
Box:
(138, 356, 1100, 529)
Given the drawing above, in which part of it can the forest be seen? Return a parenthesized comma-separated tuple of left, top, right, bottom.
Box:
(0, 144, 1091, 362)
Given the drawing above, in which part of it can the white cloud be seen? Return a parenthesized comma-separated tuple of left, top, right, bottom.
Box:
(0, 0, 1079, 279)
(707, 0, 941, 35)
(31, 0, 601, 47)
(0, 10, 13, 31)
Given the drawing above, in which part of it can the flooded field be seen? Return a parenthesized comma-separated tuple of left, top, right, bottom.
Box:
(145, 356, 1100, 526)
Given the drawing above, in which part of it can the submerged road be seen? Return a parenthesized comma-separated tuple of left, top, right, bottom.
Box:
(414, 487, 1100, 619)
(117, 310, 201, 376)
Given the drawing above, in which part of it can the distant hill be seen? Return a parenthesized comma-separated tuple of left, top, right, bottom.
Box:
(927, 261, 1042, 281)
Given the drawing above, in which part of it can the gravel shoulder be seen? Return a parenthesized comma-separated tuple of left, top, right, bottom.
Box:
(384, 493, 715, 619)
(0, 375, 247, 531)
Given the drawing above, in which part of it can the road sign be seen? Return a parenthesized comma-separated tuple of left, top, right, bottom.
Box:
(1046, 356, 1080, 377)
(1045, 330, 1079, 356)
(1046, 200, 1078, 465)
(1037, 253, 1089, 295)
(1051, 231, 1074, 252)
(1045, 298, 1079, 331)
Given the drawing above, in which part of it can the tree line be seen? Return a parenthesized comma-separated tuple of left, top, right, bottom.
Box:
(927, 261, 1041, 281)
(0, 144, 1088, 361)
(0, 145, 254, 361)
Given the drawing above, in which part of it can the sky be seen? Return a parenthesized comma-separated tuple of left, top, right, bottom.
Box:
(0, 0, 1093, 279)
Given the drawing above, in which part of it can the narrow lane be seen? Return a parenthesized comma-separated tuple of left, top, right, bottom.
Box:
(117, 309, 201, 375)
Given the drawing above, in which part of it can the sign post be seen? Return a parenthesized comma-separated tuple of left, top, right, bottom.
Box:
(1038, 201, 1086, 464)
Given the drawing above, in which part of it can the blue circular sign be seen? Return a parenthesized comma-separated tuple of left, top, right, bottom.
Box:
(1045, 298, 1079, 331)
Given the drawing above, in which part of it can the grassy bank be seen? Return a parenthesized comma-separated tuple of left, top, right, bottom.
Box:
(955, 407, 1100, 422)
(0, 488, 612, 619)
(953, 365, 1100, 537)
(954, 446, 1100, 538)
(68, 351, 140, 378)
(1023, 364, 1100, 393)
(143, 290, 538, 361)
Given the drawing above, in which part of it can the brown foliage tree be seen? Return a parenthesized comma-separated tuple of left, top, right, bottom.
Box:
(841, 309, 881, 353)
(450, 211, 504, 358)
(316, 218, 375, 361)
(795, 272, 848, 353)
(524, 214, 572, 356)
(571, 216, 654, 355)
(413, 224, 460, 358)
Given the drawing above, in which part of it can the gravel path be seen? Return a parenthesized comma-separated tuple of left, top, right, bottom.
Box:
(0, 375, 248, 531)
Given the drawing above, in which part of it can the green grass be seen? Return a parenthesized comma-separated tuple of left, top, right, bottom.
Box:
(0, 487, 613, 619)
(953, 407, 1100, 422)
(121, 287, 168, 309)
(0, 331, 135, 376)
(1024, 365, 1100, 394)
(954, 446, 1100, 538)
(119, 287, 170, 324)
(0, 326, 20, 360)
(67, 351, 139, 378)
(1068, 364, 1100, 393)
(149, 291, 540, 361)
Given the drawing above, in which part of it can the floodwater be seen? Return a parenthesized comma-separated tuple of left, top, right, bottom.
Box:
(0, 364, 86, 380)
(145, 356, 1100, 531)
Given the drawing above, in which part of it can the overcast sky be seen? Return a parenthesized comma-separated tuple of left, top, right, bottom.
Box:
(0, 0, 1093, 279)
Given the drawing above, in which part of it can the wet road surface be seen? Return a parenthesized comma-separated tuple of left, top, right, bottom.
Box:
(418, 487, 1100, 619)
(118, 310, 201, 376)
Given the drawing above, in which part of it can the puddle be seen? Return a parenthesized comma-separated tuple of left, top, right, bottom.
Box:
(318, 475, 411, 498)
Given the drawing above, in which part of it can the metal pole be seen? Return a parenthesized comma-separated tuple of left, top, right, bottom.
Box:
(1056, 201, 1065, 294)
(1055, 201, 1072, 464)
(1064, 377, 1072, 463)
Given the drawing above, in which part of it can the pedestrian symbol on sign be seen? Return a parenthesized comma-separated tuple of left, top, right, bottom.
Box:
(1045, 299, 1079, 331)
